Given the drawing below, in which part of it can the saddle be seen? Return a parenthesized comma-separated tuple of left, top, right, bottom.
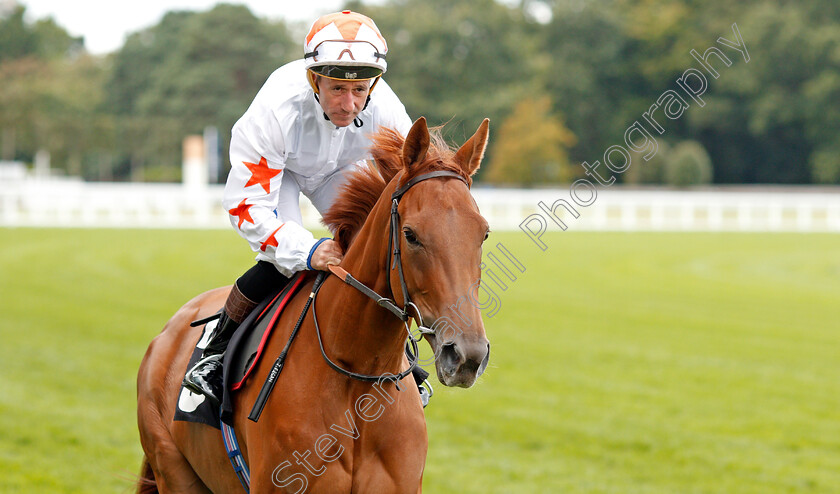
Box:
(174, 272, 309, 429)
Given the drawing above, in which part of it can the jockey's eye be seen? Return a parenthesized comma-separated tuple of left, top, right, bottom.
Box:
(403, 227, 421, 247)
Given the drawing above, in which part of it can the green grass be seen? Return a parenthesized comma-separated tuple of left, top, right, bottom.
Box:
(1, 229, 838, 493)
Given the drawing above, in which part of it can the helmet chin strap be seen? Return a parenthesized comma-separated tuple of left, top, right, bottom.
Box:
(354, 94, 371, 127)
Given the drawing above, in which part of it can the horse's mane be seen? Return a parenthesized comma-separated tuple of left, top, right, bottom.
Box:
(322, 126, 471, 252)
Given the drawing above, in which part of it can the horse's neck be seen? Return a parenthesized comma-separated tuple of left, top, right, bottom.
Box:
(318, 193, 407, 375)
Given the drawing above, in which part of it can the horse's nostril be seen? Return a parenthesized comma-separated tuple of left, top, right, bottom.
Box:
(460, 358, 480, 375)
(478, 343, 491, 375)
(438, 343, 461, 372)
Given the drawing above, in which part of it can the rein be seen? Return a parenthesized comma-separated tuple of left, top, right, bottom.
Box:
(311, 274, 420, 383)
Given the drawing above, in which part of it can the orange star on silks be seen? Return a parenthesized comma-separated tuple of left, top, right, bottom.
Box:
(243, 156, 282, 194)
(228, 199, 255, 229)
(260, 225, 285, 252)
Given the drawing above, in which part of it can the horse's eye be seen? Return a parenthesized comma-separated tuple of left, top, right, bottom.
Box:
(483, 230, 490, 242)
(403, 228, 421, 246)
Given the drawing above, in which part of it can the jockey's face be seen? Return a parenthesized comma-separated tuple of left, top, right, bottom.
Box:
(316, 76, 371, 127)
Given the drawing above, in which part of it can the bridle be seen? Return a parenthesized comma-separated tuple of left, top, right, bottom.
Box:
(248, 169, 469, 421)
(316, 170, 469, 382)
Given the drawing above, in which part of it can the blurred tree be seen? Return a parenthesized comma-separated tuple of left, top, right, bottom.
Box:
(624, 141, 670, 185)
(353, 0, 538, 159)
(0, 5, 37, 62)
(31, 16, 84, 59)
(106, 11, 193, 117)
(664, 140, 712, 187)
(676, 1, 840, 184)
(105, 4, 296, 181)
(810, 145, 840, 185)
(0, 3, 89, 166)
(39, 55, 109, 178)
(485, 95, 577, 185)
(541, 0, 633, 166)
(3, 0, 840, 186)
(0, 58, 42, 160)
(136, 5, 295, 130)
(682, 5, 791, 183)
(0, 55, 108, 176)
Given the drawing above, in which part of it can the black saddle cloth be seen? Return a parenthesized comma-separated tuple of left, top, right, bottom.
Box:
(173, 272, 309, 429)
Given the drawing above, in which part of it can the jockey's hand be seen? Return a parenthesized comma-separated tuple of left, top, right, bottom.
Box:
(310, 239, 344, 271)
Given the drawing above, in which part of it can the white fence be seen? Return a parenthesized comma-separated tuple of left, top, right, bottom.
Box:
(1, 175, 839, 232)
(478, 186, 840, 232)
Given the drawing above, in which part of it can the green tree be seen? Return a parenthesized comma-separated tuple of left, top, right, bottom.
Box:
(0, 5, 37, 62)
(104, 4, 296, 181)
(618, 0, 840, 185)
(624, 141, 670, 185)
(4, 0, 840, 186)
(0, 54, 109, 176)
(31, 16, 84, 59)
(485, 95, 577, 185)
(665, 140, 712, 187)
(0, 3, 81, 61)
(0, 3, 90, 165)
(684, 2, 837, 184)
(810, 145, 840, 185)
(540, 0, 633, 165)
(354, 0, 537, 153)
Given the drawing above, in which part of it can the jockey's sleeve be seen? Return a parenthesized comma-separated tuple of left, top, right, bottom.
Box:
(223, 116, 317, 277)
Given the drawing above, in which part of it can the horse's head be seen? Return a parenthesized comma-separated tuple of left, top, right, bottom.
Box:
(324, 117, 492, 388)
(391, 117, 491, 388)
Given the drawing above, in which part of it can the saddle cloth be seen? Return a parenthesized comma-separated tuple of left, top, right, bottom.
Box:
(173, 272, 308, 429)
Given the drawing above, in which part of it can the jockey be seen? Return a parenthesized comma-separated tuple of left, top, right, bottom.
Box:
(182, 11, 433, 406)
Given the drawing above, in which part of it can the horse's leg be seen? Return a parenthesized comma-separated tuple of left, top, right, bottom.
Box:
(141, 433, 211, 493)
(138, 363, 212, 493)
(137, 292, 229, 493)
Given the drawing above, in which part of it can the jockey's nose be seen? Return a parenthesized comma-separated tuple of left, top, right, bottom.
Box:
(341, 92, 356, 112)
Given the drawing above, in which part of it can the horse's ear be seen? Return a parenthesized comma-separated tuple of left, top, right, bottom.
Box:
(454, 118, 490, 177)
(402, 117, 430, 169)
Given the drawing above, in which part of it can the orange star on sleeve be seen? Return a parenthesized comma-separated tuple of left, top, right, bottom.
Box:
(244, 156, 282, 194)
(228, 199, 255, 229)
(260, 225, 285, 252)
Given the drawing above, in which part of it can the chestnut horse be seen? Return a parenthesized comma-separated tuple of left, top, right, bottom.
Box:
(136, 117, 491, 493)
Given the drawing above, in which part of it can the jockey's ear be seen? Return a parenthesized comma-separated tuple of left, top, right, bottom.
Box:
(402, 117, 430, 169)
(454, 118, 489, 177)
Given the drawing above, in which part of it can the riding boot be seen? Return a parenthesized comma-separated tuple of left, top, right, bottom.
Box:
(181, 310, 237, 403)
(182, 283, 257, 404)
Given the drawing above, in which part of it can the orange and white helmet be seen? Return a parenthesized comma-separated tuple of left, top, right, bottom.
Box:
(304, 10, 388, 90)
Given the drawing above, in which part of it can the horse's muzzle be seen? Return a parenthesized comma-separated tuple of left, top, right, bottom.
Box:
(436, 338, 490, 388)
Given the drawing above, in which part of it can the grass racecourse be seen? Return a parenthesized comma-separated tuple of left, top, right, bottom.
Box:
(1, 227, 838, 493)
